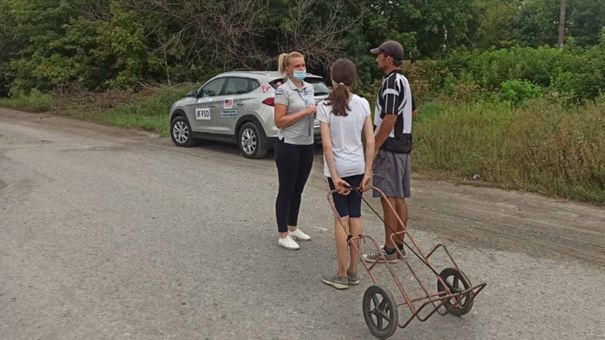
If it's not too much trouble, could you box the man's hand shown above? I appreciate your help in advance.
[374,114,397,151]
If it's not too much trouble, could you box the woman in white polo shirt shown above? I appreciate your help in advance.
[273,51,316,250]
[317,58,375,289]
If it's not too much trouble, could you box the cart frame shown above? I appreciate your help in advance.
[327,186,487,339]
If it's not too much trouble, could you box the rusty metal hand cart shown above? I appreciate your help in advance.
[327,186,487,339]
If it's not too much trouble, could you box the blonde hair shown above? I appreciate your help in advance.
[277,51,304,74]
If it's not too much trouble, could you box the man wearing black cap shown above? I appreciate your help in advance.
[363,40,413,264]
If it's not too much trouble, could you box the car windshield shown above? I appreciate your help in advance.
[306,78,330,95]
[269,77,330,96]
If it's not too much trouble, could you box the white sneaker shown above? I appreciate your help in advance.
[277,235,300,250]
[289,228,311,241]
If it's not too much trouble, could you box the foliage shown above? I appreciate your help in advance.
[0,88,55,111]
[0,0,25,95]
[50,84,190,135]
[514,0,605,47]
[7,0,588,94]
[425,36,605,103]
[471,0,522,49]
[499,80,543,106]
[414,97,605,204]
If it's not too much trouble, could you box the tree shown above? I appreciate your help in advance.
[472,0,523,49]
[266,0,366,69]
[3,0,77,93]
[0,0,26,95]
[357,0,479,58]
[558,0,566,47]
[514,0,560,47]
[514,0,605,48]
[567,0,605,46]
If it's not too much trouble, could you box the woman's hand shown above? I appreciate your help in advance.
[305,104,317,116]
[333,177,351,195]
[360,172,372,192]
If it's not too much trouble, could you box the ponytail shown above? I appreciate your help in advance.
[326,58,357,117]
[327,85,350,117]
[277,53,288,74]
[277,51,304,75]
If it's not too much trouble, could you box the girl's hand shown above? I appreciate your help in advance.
[360,173,372,192]
[334,177,351,195]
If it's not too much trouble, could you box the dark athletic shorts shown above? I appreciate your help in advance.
[328,174,364,218]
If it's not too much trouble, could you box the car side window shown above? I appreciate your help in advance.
[224,77,255,95]
[247,79,260,92]
[199,78,226,98]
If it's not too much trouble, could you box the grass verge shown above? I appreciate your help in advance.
[414,97,605,204]
[0,89,55,112]
[53,84,193,137]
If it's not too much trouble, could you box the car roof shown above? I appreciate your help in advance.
[218,70,323,81]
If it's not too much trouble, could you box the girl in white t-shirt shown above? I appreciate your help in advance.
[317,58,375,290]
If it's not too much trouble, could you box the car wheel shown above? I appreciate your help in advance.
[171,116,196,147]
[238,122,267,159]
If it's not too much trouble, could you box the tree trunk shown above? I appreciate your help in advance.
[558,0,566,48]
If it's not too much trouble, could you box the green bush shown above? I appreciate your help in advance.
[499,80,543,105]
[425,37,605,103]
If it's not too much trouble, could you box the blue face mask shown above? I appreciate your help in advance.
[293,70,306,81]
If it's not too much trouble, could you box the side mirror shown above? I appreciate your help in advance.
[187,90,197,97]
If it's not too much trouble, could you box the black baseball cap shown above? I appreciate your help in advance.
[370,40,404,61]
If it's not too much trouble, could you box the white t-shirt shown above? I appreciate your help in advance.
[316,94,371,178]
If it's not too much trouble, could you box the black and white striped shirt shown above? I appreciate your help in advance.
[374,70,413,138]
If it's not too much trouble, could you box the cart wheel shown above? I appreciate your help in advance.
[362,284,398,339]
[437,267,475,317]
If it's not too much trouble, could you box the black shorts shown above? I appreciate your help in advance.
[327,174,364,218]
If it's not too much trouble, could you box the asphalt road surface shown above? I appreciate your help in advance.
[1,108,604,339]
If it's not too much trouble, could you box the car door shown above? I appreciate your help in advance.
[189,77,226,133]
[216,77,261,135]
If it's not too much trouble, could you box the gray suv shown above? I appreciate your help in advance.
[169,70,329,158]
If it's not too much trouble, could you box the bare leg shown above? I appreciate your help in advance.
[348,217,362,275]
[381,197,408,247]
[381,197,400,248]
[334,216,350,277]
[394,197,408,245]
[396,198,408,231]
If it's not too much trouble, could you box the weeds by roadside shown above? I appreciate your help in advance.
[0,89,55,112]
[54,84,193,137]
[414,97,605,204]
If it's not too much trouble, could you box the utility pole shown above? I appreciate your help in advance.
[558,0,566,48]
